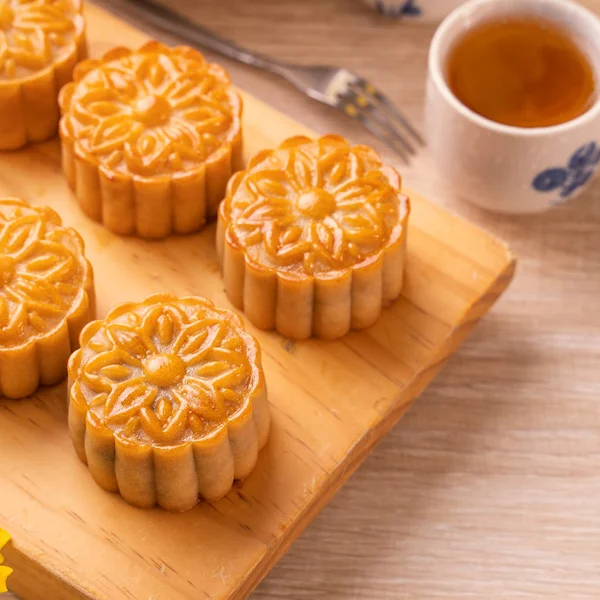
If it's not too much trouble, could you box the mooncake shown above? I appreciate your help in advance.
[0,198,95,398]
[217,135,410,340]
[68,293,270,511]
[59,41,243,239]
[0,0,86,150]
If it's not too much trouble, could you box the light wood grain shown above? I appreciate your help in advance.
[3,0,598,599]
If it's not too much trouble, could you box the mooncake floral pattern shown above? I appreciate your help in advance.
[60,41,237,176]
[225,136,405,275]
[0,0,81,78]
[532,142,600,201]
[78,297,257,444]
[0,199,87,346]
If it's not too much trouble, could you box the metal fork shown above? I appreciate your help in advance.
[117,0,424,161]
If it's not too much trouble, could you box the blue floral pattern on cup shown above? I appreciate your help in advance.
[532,142,600,201]
[373,0,422,17]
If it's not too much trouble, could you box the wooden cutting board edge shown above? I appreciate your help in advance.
[1,3,517,598]
[5,252,515,600]
[231,252,515,600]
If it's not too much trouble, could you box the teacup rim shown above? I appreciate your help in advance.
[428,0,600,137]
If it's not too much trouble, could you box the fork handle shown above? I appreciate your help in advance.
[123,0,286,75]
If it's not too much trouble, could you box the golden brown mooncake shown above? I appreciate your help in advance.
[217,135,411,340]
[68,293,270,511]
[0,198,95,398]
[0,0,86,150]
[59,41,243,239]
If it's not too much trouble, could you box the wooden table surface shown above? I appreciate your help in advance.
[7,0,600,598]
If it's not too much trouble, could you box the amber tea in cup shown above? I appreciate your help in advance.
[446,18,596,128]
[427,0,600,213]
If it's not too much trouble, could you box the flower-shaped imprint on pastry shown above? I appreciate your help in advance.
[59,41,243,239]
[0,198,95,398]
[0,0,86,150]
[68,293,270,511]
[217,135,410,340]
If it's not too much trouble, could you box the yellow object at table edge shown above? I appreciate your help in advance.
[0,528,12,593]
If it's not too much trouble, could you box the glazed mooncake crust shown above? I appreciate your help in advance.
[0,0,86,150]
[68,293,270,511]
[217,135,410,340]
[59,41,243,239]
[0,198,95,398]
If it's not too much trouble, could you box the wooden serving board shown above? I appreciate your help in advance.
[0,4,515,600]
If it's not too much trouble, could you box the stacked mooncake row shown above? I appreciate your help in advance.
[0,196,269,511]
[0,0,410,511]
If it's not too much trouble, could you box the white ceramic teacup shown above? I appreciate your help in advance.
[425,0,600,214]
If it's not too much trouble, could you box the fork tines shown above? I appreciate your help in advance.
[336,75,424,162]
